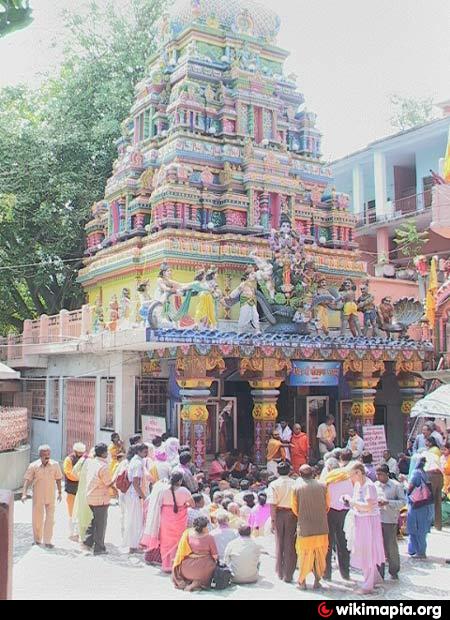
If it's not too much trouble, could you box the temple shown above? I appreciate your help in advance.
[2,0,433,469]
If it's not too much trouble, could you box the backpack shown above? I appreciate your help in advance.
[212,562,232,591]
[115,469,131,494]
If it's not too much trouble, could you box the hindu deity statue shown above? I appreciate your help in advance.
[92,297,105,334]
[119,288,132,329]
[357,281,379,338]
[338,279,362,337]
[226,267,261,334]
[108,295,120,332]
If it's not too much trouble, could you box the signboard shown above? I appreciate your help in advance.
[287,361,341,387]
[363,425,387,465]
[142,415,167,443]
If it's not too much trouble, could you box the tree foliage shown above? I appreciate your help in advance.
[0,0,33,38]
[393,222,429,260]
[0,0,166,333]
[390,94,437,132]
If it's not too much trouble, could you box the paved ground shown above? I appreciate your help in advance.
[12,497,450,600]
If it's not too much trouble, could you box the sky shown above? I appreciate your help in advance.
[0,0,449,160]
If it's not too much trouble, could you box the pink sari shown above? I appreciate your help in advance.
[142,483,192,572]
[209,459,226,482]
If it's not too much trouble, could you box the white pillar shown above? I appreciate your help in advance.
[374,151,387,221]
[352,164,365,216]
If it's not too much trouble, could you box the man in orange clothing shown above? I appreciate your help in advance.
[267,431,286,477]
[63,442,86,541]
[22,445,63,548]
[290,424,310,474]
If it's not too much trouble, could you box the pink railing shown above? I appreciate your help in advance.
[48,315,61,343]
[67,310,83,339]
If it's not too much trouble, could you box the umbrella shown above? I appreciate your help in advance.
[411,384,450,418]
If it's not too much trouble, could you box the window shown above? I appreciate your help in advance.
[23,379,46,420]
[48,378,60,423]
[135,378,168,433]
[100,378,115,431]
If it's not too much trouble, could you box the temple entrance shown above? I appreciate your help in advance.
[175,397,237,456]
[223,380,254,455]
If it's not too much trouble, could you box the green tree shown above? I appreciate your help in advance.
[393,222,429,262]
[0,0,166,332]
[390,94,437,132]
[0,1,33,38]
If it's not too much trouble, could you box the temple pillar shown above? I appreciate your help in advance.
[177,378,213,470]
[345,360,385,427]
[176,352,225,469]
[396,361,425,448]
[240,357,292,465]
[250,379,282,466]
[259,192,270,230]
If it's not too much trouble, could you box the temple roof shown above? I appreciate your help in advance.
[166,0,281,42]
[146,328,433,354]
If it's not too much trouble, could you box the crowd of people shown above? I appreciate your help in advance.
[20,416,450,595]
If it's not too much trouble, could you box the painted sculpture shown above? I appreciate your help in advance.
[357,281,379,338]
[377,297,423,339]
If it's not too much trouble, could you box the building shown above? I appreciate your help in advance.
[1,0,432,467]
[332,112,450,281]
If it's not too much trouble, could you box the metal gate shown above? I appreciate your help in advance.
[64,378,96,453]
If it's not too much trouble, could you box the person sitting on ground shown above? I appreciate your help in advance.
[197,481,211,506]
[236,479,256,504]
[211,510,239,562]
[248,492,271,536]
[251,470,269,492]
[129,434,142,448]
[240,493,256,521]
[224,525,263,585]
[209,452,227,483]
[172,516,219,592]
[362,452,377,482]
[346,428,364,460]
[208,491,224,524]
[187,493,211,530]
[227,502,246,531]
[381,450,399,478]
[340,449,353,470]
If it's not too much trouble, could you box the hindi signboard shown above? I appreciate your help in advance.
[287,361,341,387]
[142,415,167,443]
[363,425,388,465]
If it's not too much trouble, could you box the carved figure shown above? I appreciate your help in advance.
[226,267,261,333]
[357,281,379,337]
[339,279,362,337]
[194,268,222,329]
[92,298,105,334]
[108,295,120,332]
[250,251,275,301]
[119,288,132,329]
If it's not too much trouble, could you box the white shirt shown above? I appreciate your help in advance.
[127,455,144,497]
[317,423,337,454]
[276,425,293,460]
[224,537,262,584]
[381,457,399,477]
[346,435,364,459]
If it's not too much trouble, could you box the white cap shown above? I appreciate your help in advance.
[73,442,87,453]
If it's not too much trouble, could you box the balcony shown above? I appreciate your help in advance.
[356,190,432,229]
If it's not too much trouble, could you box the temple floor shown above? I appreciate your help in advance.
[12,495,450,600]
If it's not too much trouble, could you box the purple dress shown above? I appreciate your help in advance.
[351,479,386,592]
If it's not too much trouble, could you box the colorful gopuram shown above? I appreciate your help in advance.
[12,0,432,469]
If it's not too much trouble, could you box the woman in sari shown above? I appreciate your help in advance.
[407,457,434,559]
[164,437,180,468]
[441,443,450,527]
[344,462,385,595]
[173,516,218,591]
[424,437,444,531]
[72,451,94,543]
[141,472,194,572]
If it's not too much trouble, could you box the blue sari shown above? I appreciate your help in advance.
[407,469,433,558]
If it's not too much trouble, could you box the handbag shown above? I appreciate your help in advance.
[116,469,131,494]
[410,478,433,508]
[212,561,232,590]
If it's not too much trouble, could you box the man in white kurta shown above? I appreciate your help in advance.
[275,421,293,462]
[317,415,337,457]
[123,444,148,553]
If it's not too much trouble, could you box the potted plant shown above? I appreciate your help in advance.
[393,222,429,280]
